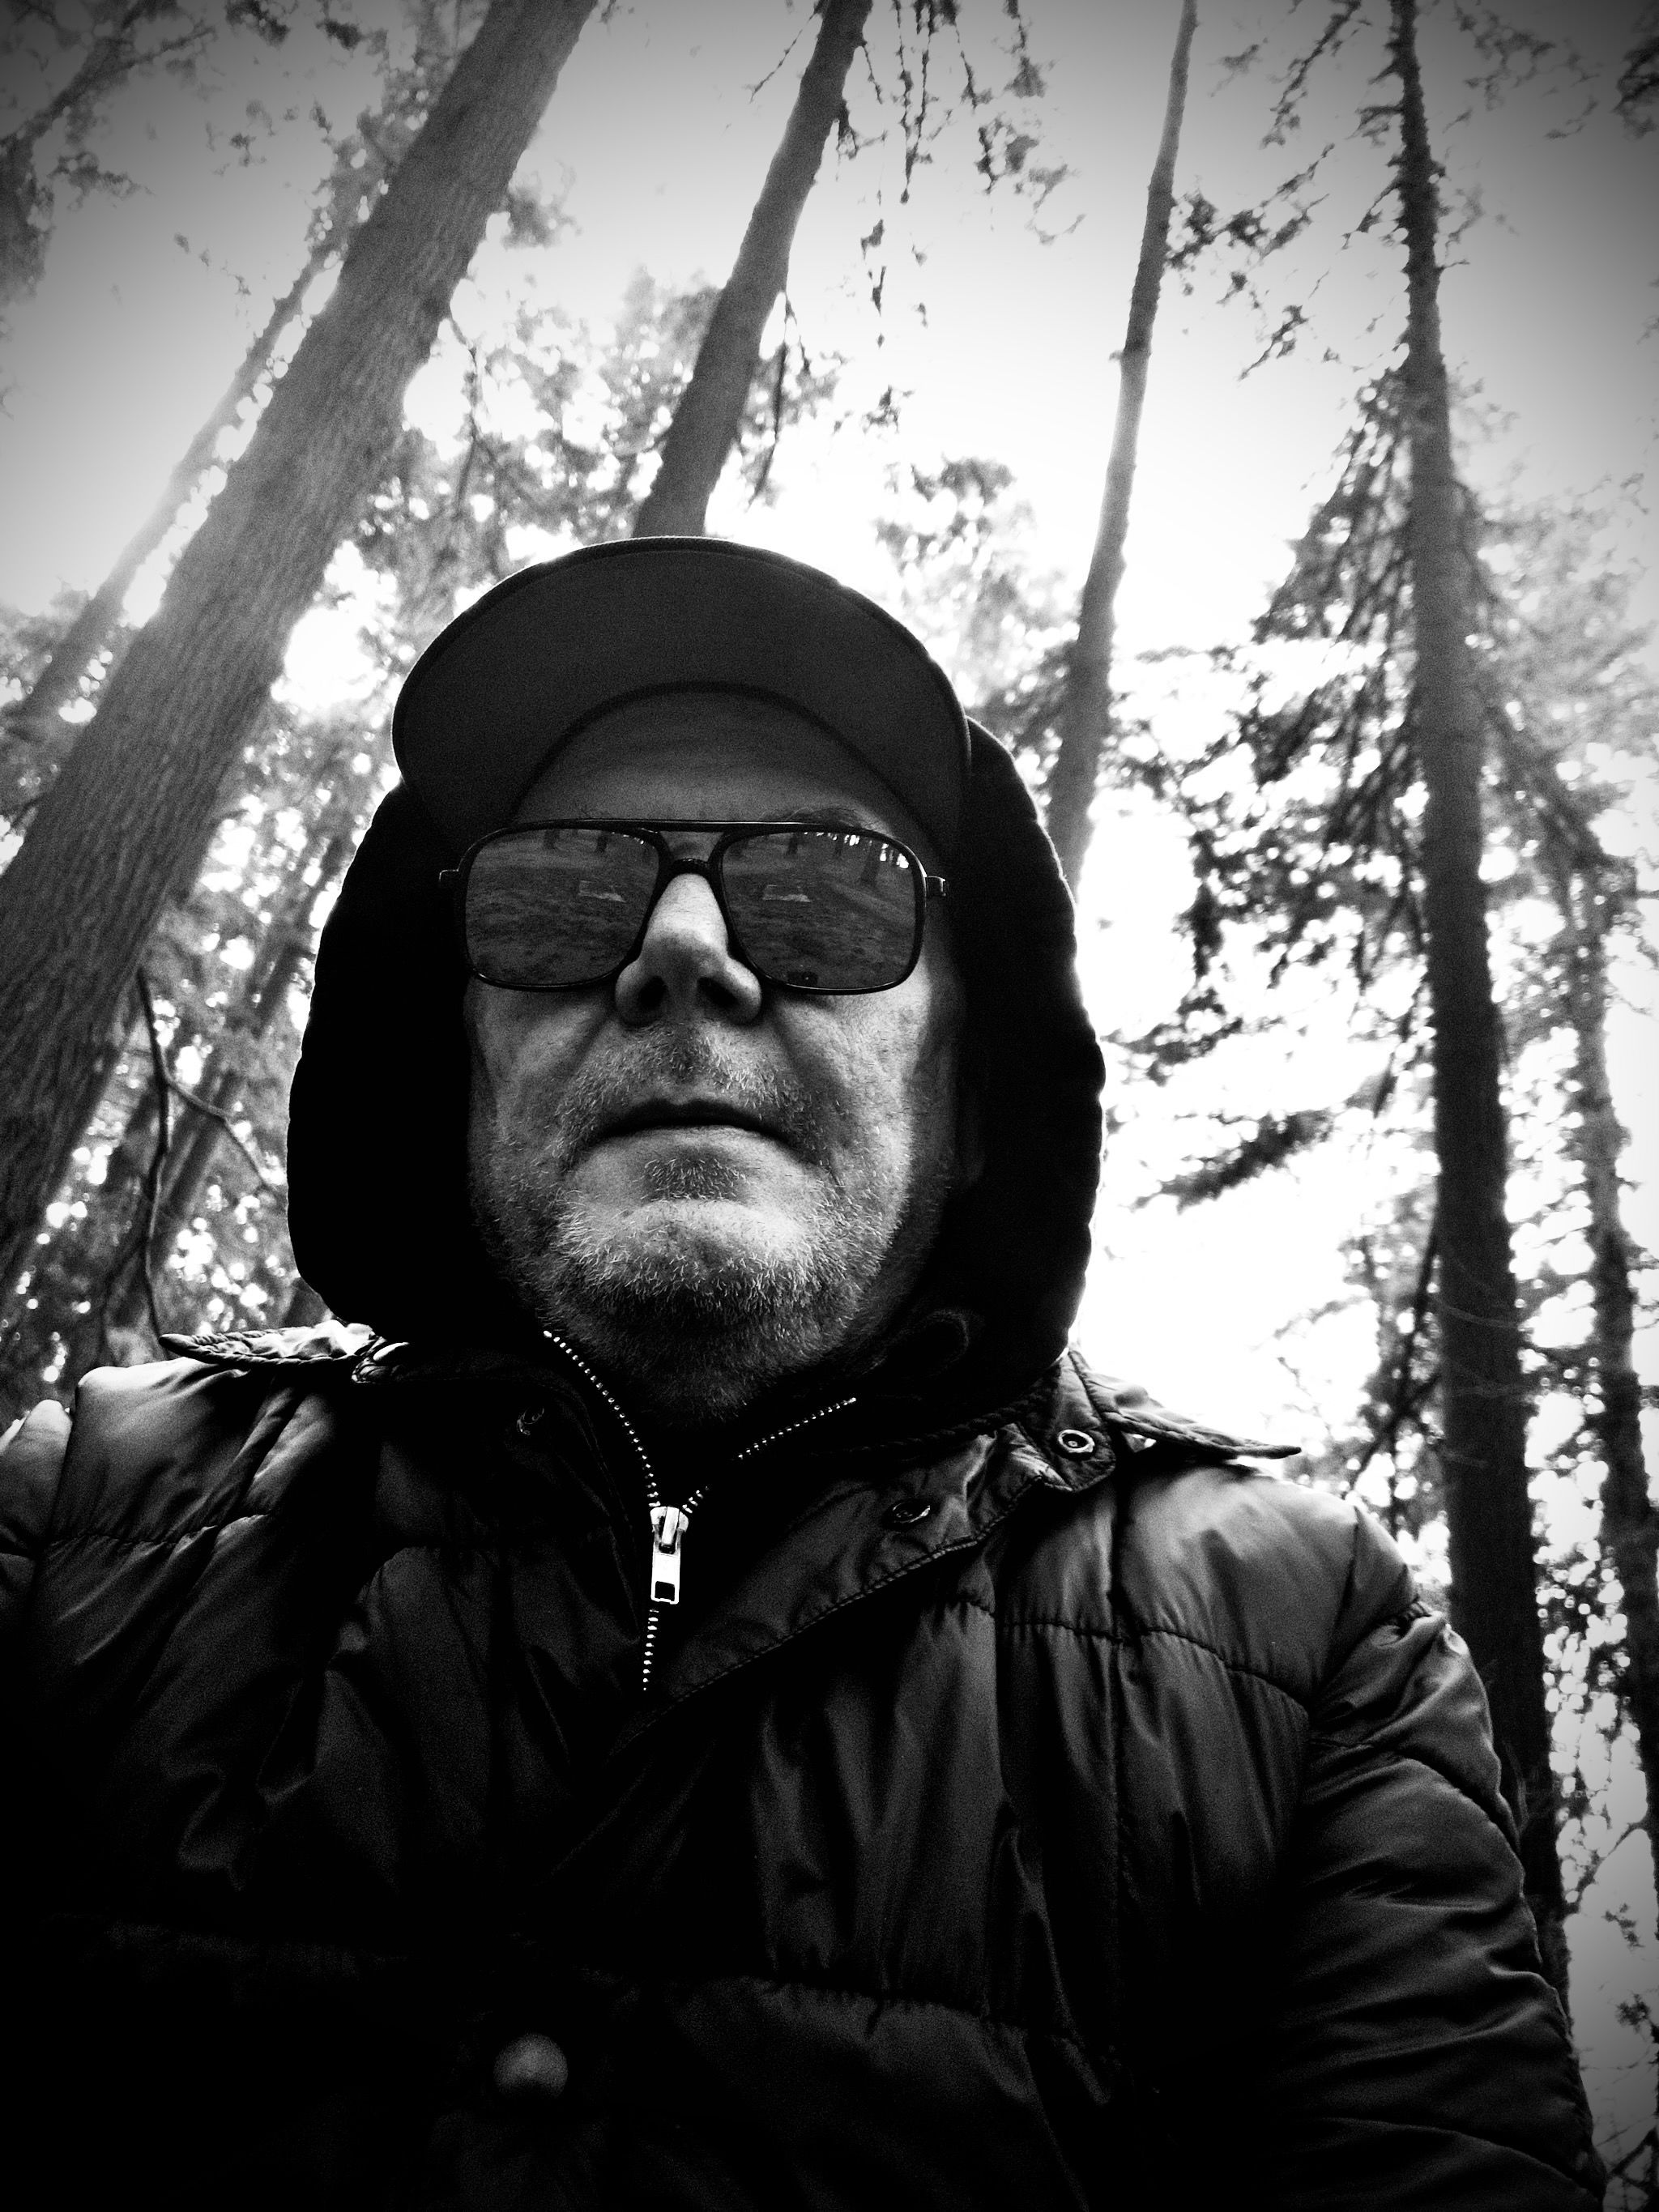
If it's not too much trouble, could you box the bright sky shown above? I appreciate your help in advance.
[3,0,1657,2142]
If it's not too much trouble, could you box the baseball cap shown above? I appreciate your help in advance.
[392,537,971,857]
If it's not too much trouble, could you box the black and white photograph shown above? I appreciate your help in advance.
[0,2,1654,2203]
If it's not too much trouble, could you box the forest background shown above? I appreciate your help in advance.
[1,0,1655,2193]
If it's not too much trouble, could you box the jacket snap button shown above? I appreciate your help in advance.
[1055,1429,1096,1456]
[493,2032,569,2101]
[884,1498,933,1528]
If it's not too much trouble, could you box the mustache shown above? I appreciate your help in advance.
[544,1034,832,1166]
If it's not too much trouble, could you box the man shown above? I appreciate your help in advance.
[1,539,1602,2208]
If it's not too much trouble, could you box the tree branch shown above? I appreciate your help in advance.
[132,968,173,1345]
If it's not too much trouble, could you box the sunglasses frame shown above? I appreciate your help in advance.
[440,818,949,995]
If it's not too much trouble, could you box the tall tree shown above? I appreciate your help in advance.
[0,0,597,1307]
[1552,864,1659,1929]
[1392,0,1567,1990]
[0,9,480,798]
[1,269,832,1417]
[0,242,326,796]
[632,0,871,537]
[1488,515,1659,1939]
[1043,0,1196,891]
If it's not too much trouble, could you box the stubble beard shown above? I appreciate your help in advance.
[469,1037,955,1426]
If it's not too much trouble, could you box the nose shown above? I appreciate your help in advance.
[613,869,763,1027]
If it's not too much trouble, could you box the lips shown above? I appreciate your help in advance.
[599,1097,779,1143]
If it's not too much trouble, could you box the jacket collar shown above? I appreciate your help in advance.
[159,1325,1287,1742]
[622,1413,1110,1748]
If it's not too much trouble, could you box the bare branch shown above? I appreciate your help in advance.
[132,969,173,1347]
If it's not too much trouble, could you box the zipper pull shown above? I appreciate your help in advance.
[649,1503,691,1605]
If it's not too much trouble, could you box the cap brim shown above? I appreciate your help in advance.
[392,538,970,856]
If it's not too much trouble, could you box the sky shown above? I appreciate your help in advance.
[3,0,1657,2136]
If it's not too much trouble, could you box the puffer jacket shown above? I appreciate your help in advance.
[1,710,1601,2208]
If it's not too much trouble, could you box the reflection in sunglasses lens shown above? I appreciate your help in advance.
[465,825,919,991]
[467,827,658,987]
[723,831,916,991]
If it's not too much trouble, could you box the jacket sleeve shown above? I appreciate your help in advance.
[1258,1511,1604,2210]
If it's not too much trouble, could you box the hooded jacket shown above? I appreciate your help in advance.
[0,722,1601,2210]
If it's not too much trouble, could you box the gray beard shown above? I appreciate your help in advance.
[469,1036,954,1426]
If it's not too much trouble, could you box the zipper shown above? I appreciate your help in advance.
[543,1332,853,1693]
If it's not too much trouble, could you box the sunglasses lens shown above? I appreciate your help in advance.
[722,829,921,990]
[464,826,659,987]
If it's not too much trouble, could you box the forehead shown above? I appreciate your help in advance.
[512,691,934,858]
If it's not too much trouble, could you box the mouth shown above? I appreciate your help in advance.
[598,1097,782,1144]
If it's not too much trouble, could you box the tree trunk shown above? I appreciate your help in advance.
[0,991,147,1421]
[0,0,595,1306]
[1556,867,1659,1928]
[0,242,327,801]
[1392,0,1567,1997]
[61,1072,164,1379]
[1043,0,1197,893]
[632,0,870,538]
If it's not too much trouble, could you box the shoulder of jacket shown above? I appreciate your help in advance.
[1037,1352,1413,1696]
[1012,1348,1298,1473]
[159,1319,377,1371]
[37,1328,377,1552]
[1123,1460,1412,1701]
[1,1397,75,1571]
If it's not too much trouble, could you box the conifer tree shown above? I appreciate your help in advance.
[0,0,597,1306]
[0,15,476,798]
[1043,0,1196,890]
[0,272,832,1417]
[633,0,871,538]
[1389,0,1567,1987]
[0,245,325,799]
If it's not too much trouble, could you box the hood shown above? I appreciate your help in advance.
[286,722,1104,1416]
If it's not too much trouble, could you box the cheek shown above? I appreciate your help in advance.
[795,989,961,1174]
[463,987,591,1139]
[464,998,505,1134]
[464,987,530,1140]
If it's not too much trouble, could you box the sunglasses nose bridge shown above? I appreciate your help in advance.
[616,847,763,1023]
[642,848,736,940]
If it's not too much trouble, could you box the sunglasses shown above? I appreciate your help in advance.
[442,820,949,995]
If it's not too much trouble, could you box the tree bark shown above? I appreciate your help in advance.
[0,0,595,1305]
[1,242,326,799]
[1555,867,1659,1928]
[1043,0,1197,893]
[1392,0,1567,1996]
[632,0,870,538]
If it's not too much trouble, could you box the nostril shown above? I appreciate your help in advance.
[493,2032,569,2101]
[615,886,763,1022]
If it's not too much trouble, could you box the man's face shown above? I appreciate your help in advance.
[464,690,967,1424]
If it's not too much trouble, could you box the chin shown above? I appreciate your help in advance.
[534,1189,864,1367]
[591,1197,808,1285]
